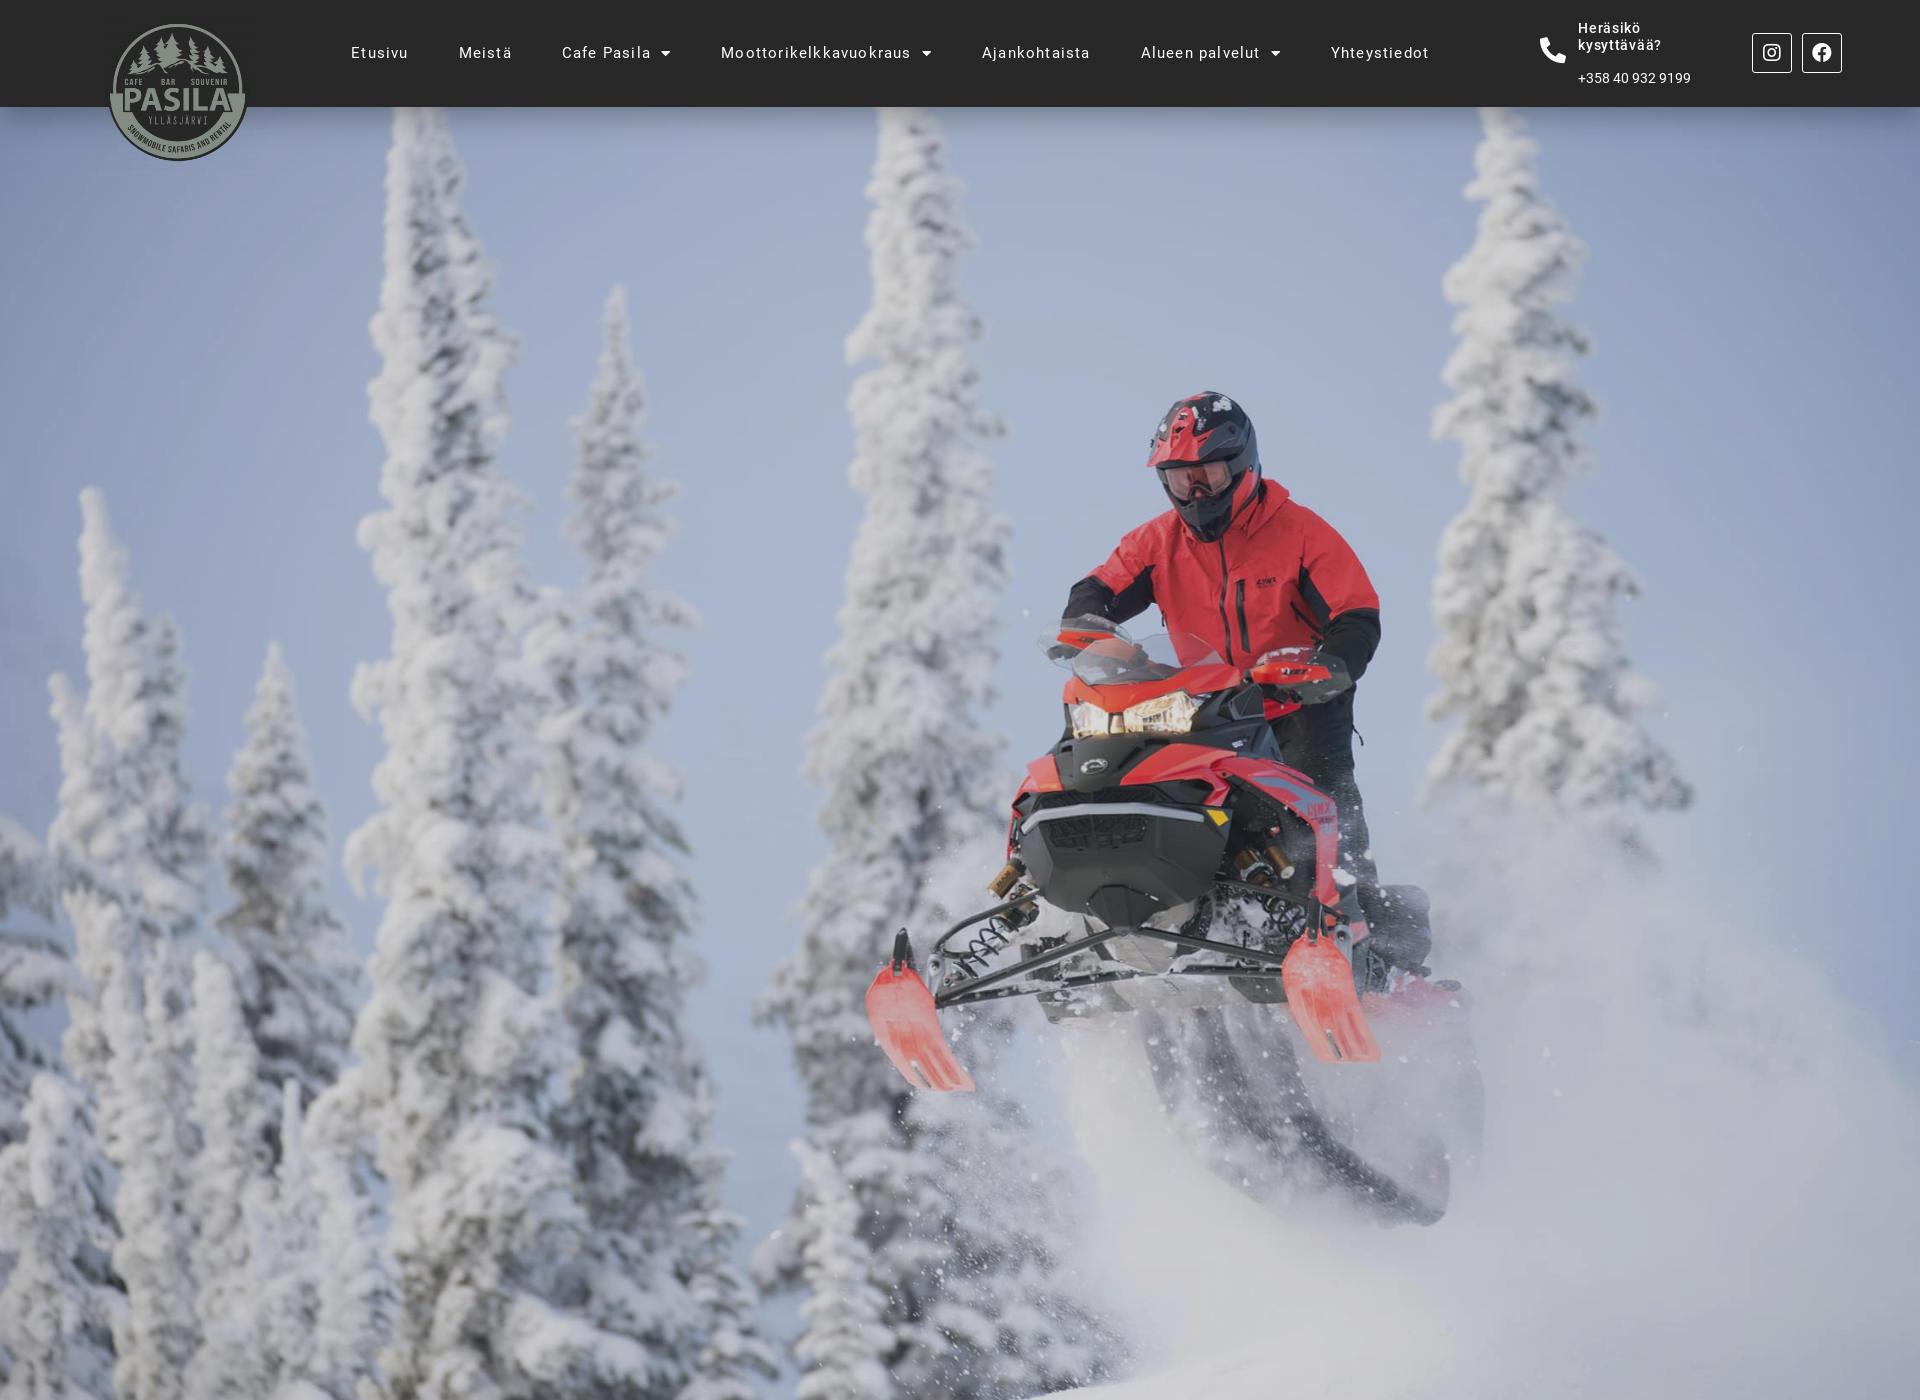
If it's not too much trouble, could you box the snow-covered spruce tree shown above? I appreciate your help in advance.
[45,677,123,1107]
[129,614,208,1220]
[45,490,209,1400]
[48,489,209,1098]
[789,1143,890,1400]
[97,941,197,1400]
[1427,107,1690,843]
[218,1079,375,1400]
[255,1082,325,1399]
[0,818,79,1154]
[347,106,631,1398]
[47,494,206,1150]
[182,950,274,1400]
[756,107,1115,1399]
[217,642,362,1157]
[301,1083,395,1400]
[531,285,773,1400]
[0,1073,124,1400]
[0,834,95,1392]
[677,1073,778,1400]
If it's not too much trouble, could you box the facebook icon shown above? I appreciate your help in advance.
[1802,33,1843,74]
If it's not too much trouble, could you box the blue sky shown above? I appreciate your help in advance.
[2,105,1915,1258]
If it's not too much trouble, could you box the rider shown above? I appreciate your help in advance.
[1059,391,1429,977]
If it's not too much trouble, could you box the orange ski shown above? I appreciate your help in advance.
[1282,931,1381,1063]
[866,934,975,1092]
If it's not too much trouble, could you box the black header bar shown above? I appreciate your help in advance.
[23,13,1918,106]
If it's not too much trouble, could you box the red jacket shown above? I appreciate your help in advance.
[1066,477,1381,674]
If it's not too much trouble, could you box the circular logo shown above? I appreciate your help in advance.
[110,25,245,160]
[1079,758,1110,775]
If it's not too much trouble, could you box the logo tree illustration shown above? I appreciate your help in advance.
[153,34,182,69]
[203,49,226,75]
[128,47,155,75]
[187,37,202,71]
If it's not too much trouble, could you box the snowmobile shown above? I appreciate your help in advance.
[865,625,1482,1225]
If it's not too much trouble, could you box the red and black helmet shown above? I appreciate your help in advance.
[1147,391,1261,541]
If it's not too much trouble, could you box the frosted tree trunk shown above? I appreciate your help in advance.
[757,106,1117,1399]
[1427,107,1691,845]
[531,285,770,1399]
[345,105,622,1399]
[216,643,362,1161]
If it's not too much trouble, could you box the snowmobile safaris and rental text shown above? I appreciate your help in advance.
[866,625,1484,1225]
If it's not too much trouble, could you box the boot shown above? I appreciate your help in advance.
[1357,883,1433,991]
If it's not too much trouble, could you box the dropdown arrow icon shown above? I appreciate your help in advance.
[1270,49,1280,55]
[922,50,932,56]
[661,50,670,55]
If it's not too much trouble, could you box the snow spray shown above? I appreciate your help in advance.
[1045,811,1920,1399]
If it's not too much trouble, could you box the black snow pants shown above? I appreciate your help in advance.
[1271,690,1378,896]
[1272,691,1431,977]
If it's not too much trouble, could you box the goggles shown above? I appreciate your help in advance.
[1157,460,1234,501]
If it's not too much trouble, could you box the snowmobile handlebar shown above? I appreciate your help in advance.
[1046,627,1347,705]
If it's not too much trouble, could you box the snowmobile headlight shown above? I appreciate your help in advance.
[1070,691,1198,738]
[1069,701,1116,739]
[1120,690,1198,734]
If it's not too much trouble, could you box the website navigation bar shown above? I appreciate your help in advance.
[21,14,1915,105]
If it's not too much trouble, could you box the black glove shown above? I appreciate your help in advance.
[1048,616,1116,660]
[1285,651,1352,705]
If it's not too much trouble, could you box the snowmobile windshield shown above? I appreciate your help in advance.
[1043,629,1221,686]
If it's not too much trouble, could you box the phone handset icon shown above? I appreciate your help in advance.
[1539,37,1567,63]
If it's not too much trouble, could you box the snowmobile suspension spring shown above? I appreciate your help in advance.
[949,917,1017,975]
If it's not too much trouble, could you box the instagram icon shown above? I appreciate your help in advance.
[1753,32,1793,72]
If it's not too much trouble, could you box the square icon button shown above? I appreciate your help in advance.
[1752,32,1793,72]
[1802,33,1842,73]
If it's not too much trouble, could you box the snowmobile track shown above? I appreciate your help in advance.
[1145,1009,1446,1227]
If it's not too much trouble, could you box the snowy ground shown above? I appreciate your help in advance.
[1043,819,1920,1400]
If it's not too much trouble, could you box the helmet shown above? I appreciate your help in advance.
[1147,391,1260,541]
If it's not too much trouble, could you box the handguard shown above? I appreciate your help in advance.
[1056,625,1117,652]
[1249,649,1351,705]
[1248,648,1327,687]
